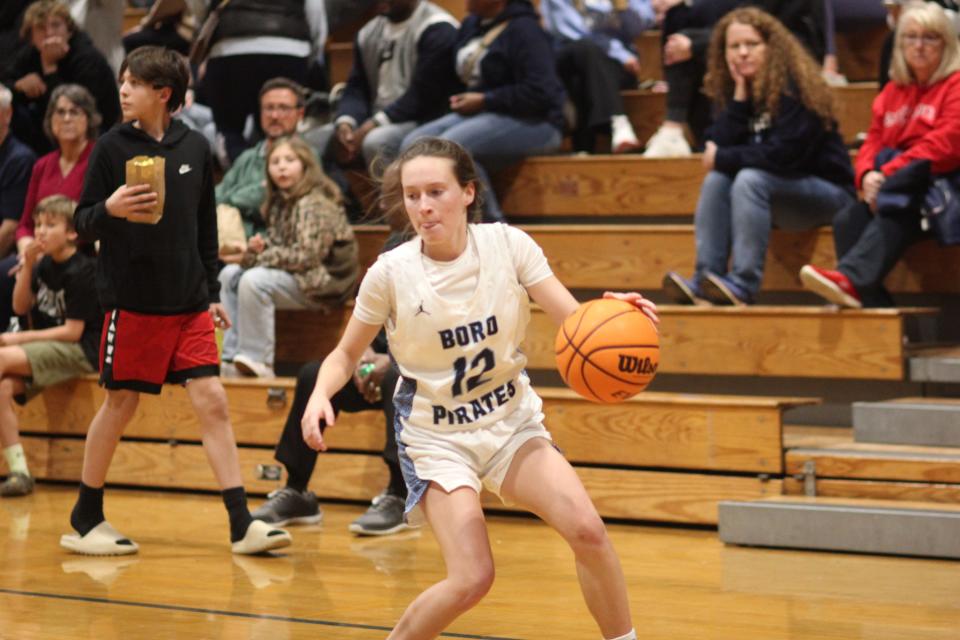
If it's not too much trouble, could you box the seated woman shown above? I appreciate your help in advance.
[663,7,854,306]
[801,2,960,308]
[2,0,118,153]
[218,136,358,378]
[540,0,656,153]
[644,0,828,157]
[401,0,566,222]
[0,83,99,331]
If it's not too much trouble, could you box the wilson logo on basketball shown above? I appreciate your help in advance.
[618,355,658,375]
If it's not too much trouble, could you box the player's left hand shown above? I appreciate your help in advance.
[209,303,231,329]
[603,291,660,325]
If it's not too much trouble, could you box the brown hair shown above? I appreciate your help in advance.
[33,194,77,231]
[259,77,306,108]
[704,7,836,125]
[43,83,101,144]
[119,46,190,112]
[264,136,342,211]
[376,137,483,228]
[20,0,75,41]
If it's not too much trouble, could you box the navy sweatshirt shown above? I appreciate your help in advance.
[458,0,566,133]
[708,92,854,192]
[74,120,220,315]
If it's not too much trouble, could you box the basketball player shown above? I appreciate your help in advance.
[61,47,291,556]
[301,137,658,639]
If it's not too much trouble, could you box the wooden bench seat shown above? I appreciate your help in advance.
[16,378,803,524]
[355,224,960,295]
[781,425,960,504]
[18,378,813,474]
[276,304,934,380]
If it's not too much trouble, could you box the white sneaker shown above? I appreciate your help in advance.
[642,125,692,158]
[611,114,642,154]
[232,354,275,379]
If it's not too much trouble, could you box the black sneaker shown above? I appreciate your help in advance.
[348,492,415,536]
[251,488,322,526]
[0,472,34,497]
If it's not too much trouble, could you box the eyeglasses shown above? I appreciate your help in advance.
[901,33,943,47]
[53,107,84,119]
[262,104,298,115]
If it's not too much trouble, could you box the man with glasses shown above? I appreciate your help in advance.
[215,77,308,242]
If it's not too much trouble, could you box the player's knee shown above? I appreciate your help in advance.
[105,390,139,419]
[566,510,609,554]
[451,564,495,609]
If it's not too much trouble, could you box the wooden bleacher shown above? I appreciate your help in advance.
[354,224,960,294]
[17,377,807,524]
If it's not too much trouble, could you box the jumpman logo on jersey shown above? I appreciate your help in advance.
[415,300,430,316]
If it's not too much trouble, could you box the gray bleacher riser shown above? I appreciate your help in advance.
[910,356,960,383]
[853,401,960,447]
[718,501,960,559]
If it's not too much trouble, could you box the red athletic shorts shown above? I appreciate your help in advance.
[100,309,220,394]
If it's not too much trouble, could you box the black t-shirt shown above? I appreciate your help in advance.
[30,252,103,368]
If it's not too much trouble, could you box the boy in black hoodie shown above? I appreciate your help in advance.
[61,46,291,556]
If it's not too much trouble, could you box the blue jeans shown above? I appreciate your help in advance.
[402,112,563,221]
[694,169,855,299]
[218,264,323,367]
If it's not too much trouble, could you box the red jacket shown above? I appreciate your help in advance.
[855,70,960,189]
[16,141,93,242]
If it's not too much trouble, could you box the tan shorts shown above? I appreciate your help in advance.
[19,340,95,404]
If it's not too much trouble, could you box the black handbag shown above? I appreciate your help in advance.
[922,175,960,246]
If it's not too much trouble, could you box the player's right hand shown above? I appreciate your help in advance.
[301,394,335,452]
[106,183,158,219]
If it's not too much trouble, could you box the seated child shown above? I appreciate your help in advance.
[0,195,101,497]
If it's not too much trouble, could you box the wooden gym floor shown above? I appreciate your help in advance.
[0,486,958,639]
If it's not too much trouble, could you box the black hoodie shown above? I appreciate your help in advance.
[74,120,220,315]
[457,0,566,132]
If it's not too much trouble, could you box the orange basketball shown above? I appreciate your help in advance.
[554,299,659,403]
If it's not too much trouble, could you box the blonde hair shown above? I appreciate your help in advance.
[264,136,342,214]
[704,7,836,125]
[890,2,960,86]
[20,0,75,40]
[34,194,77,230]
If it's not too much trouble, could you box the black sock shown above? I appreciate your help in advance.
[222,486,254,543]
[386,462,407,499]
[70,482,105,536]
[285,467,309,494]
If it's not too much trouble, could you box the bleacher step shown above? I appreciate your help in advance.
[909,347,960,383]
[719,496,960,559]
[854,398,960,447]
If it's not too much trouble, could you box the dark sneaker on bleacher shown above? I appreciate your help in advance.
[348,492,415,536]
[701,273,751,306]
[0,472,34,497]
[251,488,322,526]
[799,265,862,309]
[662,272,709,305]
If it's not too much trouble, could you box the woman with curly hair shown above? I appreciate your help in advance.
[662,6,855,305]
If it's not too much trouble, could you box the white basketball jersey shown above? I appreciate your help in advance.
[376,224,542,431]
